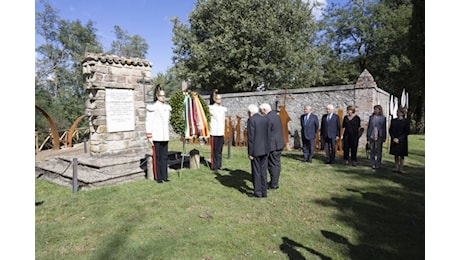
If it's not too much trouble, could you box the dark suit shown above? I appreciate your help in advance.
[300,113,319,162]
[247,113,271,197]
[320,113,340,163]
[366,115,387,168]
[266,110,285,188]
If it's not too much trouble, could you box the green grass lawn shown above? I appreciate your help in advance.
[35,135,425,259]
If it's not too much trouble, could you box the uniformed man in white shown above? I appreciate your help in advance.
[209,89,227,172]
[146,84,172,183]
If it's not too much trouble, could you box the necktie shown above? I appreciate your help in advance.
[328,114,331,121]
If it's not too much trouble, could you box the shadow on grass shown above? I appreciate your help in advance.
[213,169,253,196]
[321,230,396,259]
[282,150,337,164]
[281,151,304,162]
[279,236,332,260]
[313,162,425,259]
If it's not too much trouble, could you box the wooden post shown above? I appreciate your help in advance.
[275,87,294,151]
[190,149,200,169]
[146,154,154,180]
[72,158,79,194]
[278,104,291,151]
[336,108,344,155]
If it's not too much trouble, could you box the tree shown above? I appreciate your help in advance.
[35,0,102,132]
[109,25,149,58]
[406,0,424,133]
[36,1,150,138]
[171,0,323,93]
[321,0,423,133]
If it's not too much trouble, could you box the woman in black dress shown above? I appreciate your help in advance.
[342,105,361,166]
[389,108,410,173]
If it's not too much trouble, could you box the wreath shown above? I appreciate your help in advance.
[169,91,210,137]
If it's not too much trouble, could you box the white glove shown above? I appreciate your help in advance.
[146,133,153,144]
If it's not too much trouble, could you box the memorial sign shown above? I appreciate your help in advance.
[106,88,135,132]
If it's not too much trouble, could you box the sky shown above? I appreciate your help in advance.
[35,0,332,76]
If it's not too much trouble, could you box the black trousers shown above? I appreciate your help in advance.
[302,138,315,162]
[152,141,169,181]
[324,137,337,163]
[251,154,268,197]
[210,135,224,170]
[268,149,282,188]
[343,134,358,161]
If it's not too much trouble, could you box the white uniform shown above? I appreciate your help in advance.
[145,101,172,142]
[209,104,227,136]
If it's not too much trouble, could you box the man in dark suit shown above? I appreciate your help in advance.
[259,103,285,189]
[300,105,319,163]
[247,104,271,198]
[320,104,341,164]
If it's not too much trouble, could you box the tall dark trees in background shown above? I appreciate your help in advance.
[320,0,423,133]
[35,0,425,136]
[171,0,323,92]
[407,0,424,133]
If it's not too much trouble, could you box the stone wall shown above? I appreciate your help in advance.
[196,69,391,150]
[82,53,152,157]
[81,52,390,155]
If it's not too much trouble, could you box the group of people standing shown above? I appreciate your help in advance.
[145,85,410,192]
[300,103,410,173]
[203,94,287,199]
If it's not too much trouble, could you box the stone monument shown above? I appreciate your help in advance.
[82,52,152,157]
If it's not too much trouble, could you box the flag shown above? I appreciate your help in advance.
[183,92,209,138]
[192,92,209,138]
[184,93,197,138]
[401,89,406,108]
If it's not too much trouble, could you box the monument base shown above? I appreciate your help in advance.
[35,150,188,190]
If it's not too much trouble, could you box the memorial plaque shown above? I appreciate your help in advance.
[106,89,135,132]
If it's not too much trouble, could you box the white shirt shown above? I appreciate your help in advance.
[209,104,227,136]
[145,101,172,141]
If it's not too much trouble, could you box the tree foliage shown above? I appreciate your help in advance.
[35,0,102,132]
[171,0,324,92]
[35,0,424,137]
[109,25,149,58]
[320,0,423,133]
[35,0,150,139]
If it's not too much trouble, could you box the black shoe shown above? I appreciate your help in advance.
[163,179,170,182]
[157,180,163,183]
[248,193,264,198]
[270,186,279,190]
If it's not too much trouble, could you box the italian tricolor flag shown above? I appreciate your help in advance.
[184,92,209,139]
